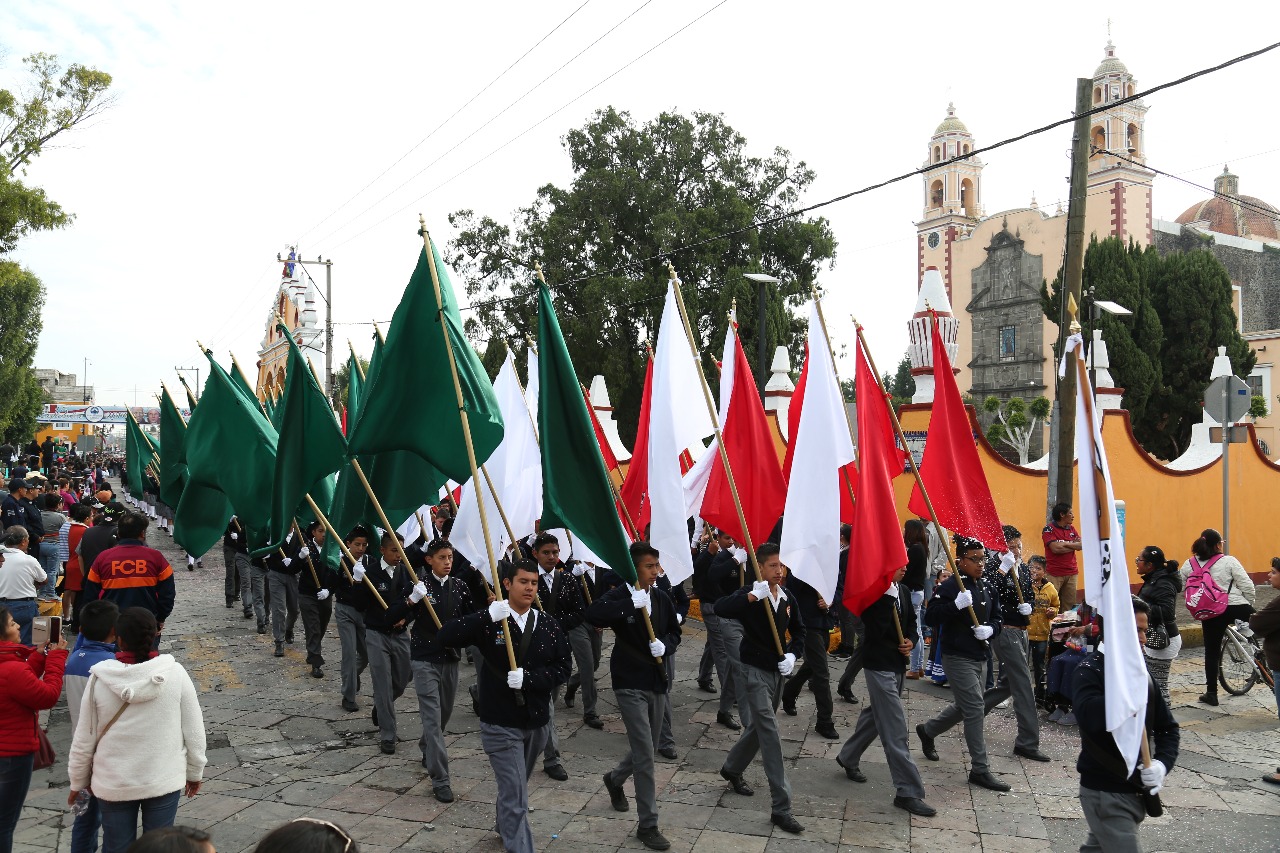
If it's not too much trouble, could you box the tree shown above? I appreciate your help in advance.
[983,394,1051,465]
[447,107,836,446]
[331,354,369,411]
[1248,395,1268,421]
[0,261,44,442]
[884,352,915,410]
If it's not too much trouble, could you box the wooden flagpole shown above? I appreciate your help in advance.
[291,519,323,591]
[303,493,386,609]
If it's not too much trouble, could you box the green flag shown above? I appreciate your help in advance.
[347,237,503,483]
[230,355,258,402]
[268,323,347,551]
[176,350,279,556]
[157,387,188,508]
[344,351,363,428]
[124,411,160,496]
[537,281,634,582]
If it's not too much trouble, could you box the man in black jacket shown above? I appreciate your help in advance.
[715,542,806,834]
[705,534,748,729]
[780,570,838,739]
[564,554,622,726]
[361,531,415,754]
[915,537,1010,792]
[294,521,331,678]
[529,533,586,780]
[265,529,303,658]
[331,526,373,713]
[692,528,724,692]
[590,542,680,851]
[438,560,572,853]
[76,501,120,573]
[834,566,936,817]
[654,569,689,760]
[1073,596,1178,853]
[222,518,250,615]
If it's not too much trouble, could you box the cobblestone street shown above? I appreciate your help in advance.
[17,523,1280,852]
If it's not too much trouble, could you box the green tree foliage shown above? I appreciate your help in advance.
[983,395,1051,465]
[446,107,836,446]
[884,352,915,410]
[1248,395,1268,421]
[331,354,369,412]
[0,261,44,442]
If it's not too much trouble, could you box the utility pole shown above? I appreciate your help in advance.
[1049,78,1093,518]
[174,365,201,399]
[278,252,335,403]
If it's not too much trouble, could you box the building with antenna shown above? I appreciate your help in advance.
[254,248,325,401]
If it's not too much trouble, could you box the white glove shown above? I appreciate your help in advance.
[630,589,650,612]
[1017,603,1033,616]
[409,581,429,604]
[648,639,665,657]
[572,563,586,577]
[282,557,293,567]
[676,613,684,624]
[778,652,796,676]
[751,580,771,600]
[954,589,974,610]
[316,589,330,601]
[298,547,311,559]
[352,564,367,582]
[488,600,511,623]
[1139,759,1167,794]
[972,624,994,641]
[230,532,238,541]
[507,668,524,690]
[999,552,1017,575]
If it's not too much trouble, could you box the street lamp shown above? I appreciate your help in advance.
[743,273,780,398]
[1083,287,1132,398]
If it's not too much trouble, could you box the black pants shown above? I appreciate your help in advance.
[1201,603,1255,695]
[782,622,834,724]
[838,612,866,693]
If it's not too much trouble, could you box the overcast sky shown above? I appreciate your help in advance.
[3,1,1278,413]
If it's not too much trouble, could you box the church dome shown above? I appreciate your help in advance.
[1095,40,1128,76]
[1175,167,1280,241]
[934,103,968,135]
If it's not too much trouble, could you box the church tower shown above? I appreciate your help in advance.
[917,104,984,299]
[1086,39,1154,244]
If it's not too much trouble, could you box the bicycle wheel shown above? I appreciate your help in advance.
[1218,632,1256,695]
[1257,649,1276,690]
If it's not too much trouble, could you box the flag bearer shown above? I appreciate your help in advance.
[331,526,373,713]
[295,521,331,679]
[363,531,415,754]
[529,532,585,780]
[265,532,302,658]
[564,555,621,727]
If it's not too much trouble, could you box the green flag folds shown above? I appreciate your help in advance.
[157,387,188,508]
[124,410,160,497]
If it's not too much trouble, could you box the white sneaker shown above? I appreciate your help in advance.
[996,699,1011,710]
[1047,708,1064,723]
[1058,711,1077,726]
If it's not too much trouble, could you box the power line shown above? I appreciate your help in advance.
[1098,146,1280,222]
[296,0,596,242]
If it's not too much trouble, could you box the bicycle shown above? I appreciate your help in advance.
[1219,619,1275,696]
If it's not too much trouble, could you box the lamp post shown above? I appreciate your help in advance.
[743,273,780,398]
[1082,287,1132,401]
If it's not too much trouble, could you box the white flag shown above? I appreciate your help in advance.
[648,281,716,585]
[780,303,857,602]
[1071,334,1147,775]
[525,348,539,426]
[683,316,737,522]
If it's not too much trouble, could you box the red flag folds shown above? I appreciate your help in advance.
[618,355,654,535]
[843,335,910,617]
[907,312,1004,551]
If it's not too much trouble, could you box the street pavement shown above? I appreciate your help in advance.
[18,518,1280,852]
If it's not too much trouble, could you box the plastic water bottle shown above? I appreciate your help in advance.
[71,790,91,818]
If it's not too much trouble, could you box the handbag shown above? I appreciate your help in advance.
[33,716,55,770]
[1145,623,1170,651]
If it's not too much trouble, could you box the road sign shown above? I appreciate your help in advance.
[1204,375,1251,424]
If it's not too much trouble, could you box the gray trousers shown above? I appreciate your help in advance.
[223,547,241,603]
[543,691,563,768]
[298,594,332,667]
[837,669,927,799]
[610,689,663,830]
[233,553,253,616]
[412,659,458,789]
[838,612,866,692]
[366,630,411,741]
[722,665,792,818]
[697,643,714,683]
[268,571,299,645]
[659,653,677,751]
[921,655,990,774]
[782,621,834,724]
[702,610,738,714]
[482,722,548,853]
[984,628,1040,751]
[335,602,368,705]
[249,564,270,627]
[564,624,600,716]
[1079,785,1146,853]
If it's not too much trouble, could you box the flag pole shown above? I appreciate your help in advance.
[291,519,323,591]
[303,493,387,609]
[667,262,783,657]
[177,375,199,407]
[853,320,981,631]
[581,381,641,540]
[420,218,517,674]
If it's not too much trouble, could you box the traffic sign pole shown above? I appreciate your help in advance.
[1206,374,1250,552]
[1222,378,1230,552]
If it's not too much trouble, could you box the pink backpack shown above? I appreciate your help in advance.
[1184,555,1233,621]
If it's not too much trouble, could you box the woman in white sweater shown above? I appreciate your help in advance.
[1180,528,1256,706]
[67,607,206,853]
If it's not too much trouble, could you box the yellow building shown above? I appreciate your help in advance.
[254,250,325,401]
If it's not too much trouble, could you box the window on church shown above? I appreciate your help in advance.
[1091,126,1106,157]
[1126,123,1139,154]
[961,179,976,217]
[930,180,943,209]
[999,326,1016,361]
[932,145,940,163]
[1093,86,1102,105]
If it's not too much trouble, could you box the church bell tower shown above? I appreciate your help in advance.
[917,103,984,299]
[1086,38,1153,243]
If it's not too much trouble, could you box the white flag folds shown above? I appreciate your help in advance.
[779,302,857,603]
[1070,334,1147,775]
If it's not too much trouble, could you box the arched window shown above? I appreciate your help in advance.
[962,143,970,155]
[1093,86,1102,105]
[961,178,977,217]
[1126,123,1139,153]
[1126,83,1134,97]
[930,180,944,209]
[1091,126,1106,156]
[932,145,940,163]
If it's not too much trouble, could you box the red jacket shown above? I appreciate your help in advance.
[0,641,68,756]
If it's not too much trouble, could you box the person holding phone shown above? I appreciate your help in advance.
[0,603,69,853]
[0,527,47,644]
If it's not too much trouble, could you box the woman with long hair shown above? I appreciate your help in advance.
[902,520,929,678]
[67,608,206,853]
[1135,546,1182,706]
[1180,529,1256,706]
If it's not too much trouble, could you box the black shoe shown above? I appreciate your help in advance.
[285,630,294,644]
[837,688,859,704]
[696,680,718,694]
[770,813,803,834]
[583,714,604,730]
[225,600,234,609]
[603,772,629,812]
[243,611,253,619]
[310,666,324,679]
[342,700,359,712]
[916,724,938,761]
[636,826,671,850]
[565,681,578,707]
[1014,746,1051,762]
[781,698,797,716]
[968,770,1011,792]
[434,785,454,803]
[257,623,267,634]
[469,685,479,716]
[372,706,379,728]
[716,711,741,731]
[719,768,753,796]
[657,747,678,760]
[816,722,840,740]
[835,757,865,783]
[380,740,396,755]
[893,796,937,817]
[544,764,568,781]
[1199,692,1219,707]
[273,643,284,658]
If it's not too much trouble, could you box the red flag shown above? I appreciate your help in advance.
[700,332,785,548]
[785,341,856,524]
[843,335,909,616]
[582,384,620,472]
[341,405,348,436]
[618,355,654,535]
[907,312,1004,551]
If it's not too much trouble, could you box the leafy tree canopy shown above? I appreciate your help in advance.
[0,261,44,442]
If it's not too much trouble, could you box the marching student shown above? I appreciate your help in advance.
[654,567,689,760]
[265,532,303,659]
[704,531,747,730]
[408,539,476,803]
[588,542,681,851]
[330,526,373,713]
[361,531,415,755]
[222,518,250,615]
[691,528,720,693]
[715,542,806,834]
[438,560,572,853]
[529,533,586,781]
[780,567,838,739]
[564,556,621,728]
[834,564,937,817]
[294,522,331,679]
